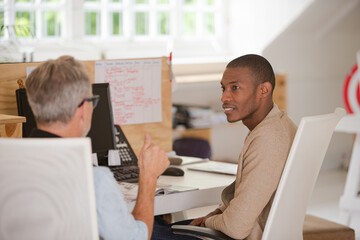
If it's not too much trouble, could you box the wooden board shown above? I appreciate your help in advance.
[0,57,172,155]
[174,127,211,142]
[274,74,287,110]
[0,114,26,138]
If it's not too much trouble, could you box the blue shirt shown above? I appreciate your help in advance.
[93,167,148,240]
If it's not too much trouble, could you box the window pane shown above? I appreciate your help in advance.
[183,12,195,35]
[157,12,169,35]
[136,0,148,4]
[203,12,214,35]
[16,11,35,37]
[16,0,33,2]
[85,12,99,36]
[157,0,169,4]
[135,12,148,35]
[44,11,61,36]
[184,0,196,5]
[205,0,214,5]
[0,11,4,37]
[112,12,123,35]
[110,0,122,2]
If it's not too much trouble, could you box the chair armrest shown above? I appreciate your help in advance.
[171,225,234,240]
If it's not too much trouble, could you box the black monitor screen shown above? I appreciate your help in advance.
[16,88,36,137]
[16,83,116,155]
[88,83,116,153]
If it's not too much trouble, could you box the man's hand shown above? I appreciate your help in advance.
[138,134,169,180]
[189,217,207,227]
[189,208,222,227]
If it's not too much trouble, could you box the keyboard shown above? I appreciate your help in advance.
[109,165,139,183]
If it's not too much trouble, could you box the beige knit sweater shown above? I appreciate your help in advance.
[205,104,297,240]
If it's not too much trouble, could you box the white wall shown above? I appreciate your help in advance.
[210,122,248,163]
[173,0,360,170]
[263,0,360,170]
[227,0,313,56]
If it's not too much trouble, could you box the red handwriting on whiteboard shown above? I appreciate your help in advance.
[102,65,161,125]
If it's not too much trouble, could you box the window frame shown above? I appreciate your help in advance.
[0,0,65,40]
[1,0,228,60]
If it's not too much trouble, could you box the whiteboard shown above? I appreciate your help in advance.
[95,58,162,125]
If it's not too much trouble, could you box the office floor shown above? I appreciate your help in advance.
[177,168,360,239]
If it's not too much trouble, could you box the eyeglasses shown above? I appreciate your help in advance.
[78,95,100,109]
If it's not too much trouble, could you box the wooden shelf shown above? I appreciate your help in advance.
[0,114,26,138]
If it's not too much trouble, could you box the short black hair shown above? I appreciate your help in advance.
[227,54,275,93]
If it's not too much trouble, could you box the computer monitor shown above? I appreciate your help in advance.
[16,83,117,161]
[16,88,37,137]
[88,83,117,159]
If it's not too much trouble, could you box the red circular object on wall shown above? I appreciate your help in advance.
[343,64,360,113]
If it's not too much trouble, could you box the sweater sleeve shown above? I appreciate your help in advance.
[205,130,291,239]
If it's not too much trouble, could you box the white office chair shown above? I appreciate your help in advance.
[172,108,346,240]
[0,138,98,240]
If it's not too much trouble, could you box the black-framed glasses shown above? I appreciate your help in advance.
[78,95,100,109]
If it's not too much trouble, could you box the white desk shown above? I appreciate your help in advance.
[335,114,360,225]
[127,164,236,215]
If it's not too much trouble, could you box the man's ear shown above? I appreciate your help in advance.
[259,82,272,98]
[75,102,86,124]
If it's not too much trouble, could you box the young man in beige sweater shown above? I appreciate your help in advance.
[188,54,297,240]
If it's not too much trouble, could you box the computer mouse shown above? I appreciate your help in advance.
[162,167,184,177]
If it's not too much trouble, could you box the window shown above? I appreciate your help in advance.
[111,12,123,35]
[0,0,225,59]
[83,0,220,40]
[203,12,214,35]
[135,12,148,35]
[0,8,4,38]
[157,11,169,35]
[107,0,124,37]
[181,0,216,38]
[43,10,61,37]
[85,11,100,36]
[15,11,36,37]
[1,0,63,40]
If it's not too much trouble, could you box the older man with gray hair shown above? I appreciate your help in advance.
[26,55,169,240]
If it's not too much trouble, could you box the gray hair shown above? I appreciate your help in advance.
[25,56,91,125]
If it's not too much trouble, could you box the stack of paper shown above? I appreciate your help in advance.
[118,182,198,203]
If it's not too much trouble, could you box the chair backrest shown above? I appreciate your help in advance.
[173,137,212,159]
[0,138,98,240]
[262,108,346,240]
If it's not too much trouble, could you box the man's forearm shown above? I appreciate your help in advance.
[132,176,157,239]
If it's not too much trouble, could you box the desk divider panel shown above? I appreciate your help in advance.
[0,57,172,155]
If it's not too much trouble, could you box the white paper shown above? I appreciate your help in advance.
[91,153,98,166]
[118,182,197,203]
[95,59,162,125]
[187,161,238,175]
[108,149,121,166]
